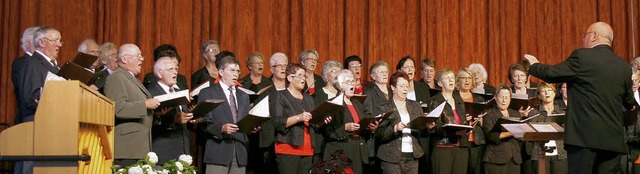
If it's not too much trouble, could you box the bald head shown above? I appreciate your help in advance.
[117,44,143,75]
[583,22,614,48]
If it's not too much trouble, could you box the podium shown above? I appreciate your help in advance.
[0,81,115,174]
[501,122,564,174]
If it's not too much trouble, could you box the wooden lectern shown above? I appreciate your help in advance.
[0,81,115,174]
[502,122,564,174]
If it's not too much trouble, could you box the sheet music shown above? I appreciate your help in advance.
[329,93,344,105]
[249,96,270,117]
[46,71,66,82]
[426,101,446,117]
[511,93,529,99]
[155,90,189,102]
[190,81,210,97]
[531,124,558,132]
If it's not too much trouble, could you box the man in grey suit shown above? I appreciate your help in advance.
[198,53,257,174]
[525,22,637,174]
[105,44,160,166]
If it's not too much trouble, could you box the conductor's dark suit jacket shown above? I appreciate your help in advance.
[198,83,250,166]
[528,44,636,153]
[147,82,190,165]
[105,67,154,159]
[16,51,59,124]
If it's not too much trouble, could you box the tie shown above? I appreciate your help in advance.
[50,60,60,70]
[228,86,238,123]
[169,87,182,111]
[169,87,175,93]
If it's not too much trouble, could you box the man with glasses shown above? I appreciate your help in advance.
[105,44,161,167]
[17,26,62,125]
[198,53,256,174]
[525,22,637,174]
[147,56,193,166]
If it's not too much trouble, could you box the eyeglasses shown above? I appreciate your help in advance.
[205,48,220,54]
[342,80,357,85]
[272,64,287,68]
[305,58,319,63]
[224,68,241,74]
[289,74,306,80]
[161,67,178,72]
[44,38,63,46]
[123,54,144,60]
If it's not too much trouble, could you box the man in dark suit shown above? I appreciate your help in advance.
[198,54,257,174]
[105,44,161,166]
[89,42,118,93]
[525,22,637,174]
[11,26,39,125]
[147,56,193,165]
[16,26,62,124]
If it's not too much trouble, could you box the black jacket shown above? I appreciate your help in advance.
[147,82,190,164]
[529,44,636,153]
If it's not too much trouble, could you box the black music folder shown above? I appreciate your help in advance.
[237,96,272,134]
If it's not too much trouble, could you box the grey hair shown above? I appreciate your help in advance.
[33,26,57,49]
[154,57,174,77]
[333,69,354,91]
[99,42,117,64]
[269,52,288,67]
[20,26,40,53]
[77,39,98,53]
[468,63,488,83]
[321,60,342,82]
[299,49,319,63]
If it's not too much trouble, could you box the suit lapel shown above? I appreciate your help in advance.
[213,83,234,122]
[121,67,151,97]
[33,52,59,73]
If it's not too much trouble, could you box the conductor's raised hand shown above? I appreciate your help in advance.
[523,54,539,65]
[221,123,239,134]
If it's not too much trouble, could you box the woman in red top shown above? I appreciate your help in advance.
[273,63,331,174]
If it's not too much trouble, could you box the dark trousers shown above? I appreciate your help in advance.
[276,154,313,174]
[484,159,520,174]
[381,153,419,174]
[431,146,469,174]
[468,145,485,174]
[566,144,622,174]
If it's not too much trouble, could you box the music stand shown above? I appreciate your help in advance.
[501,122,564,174]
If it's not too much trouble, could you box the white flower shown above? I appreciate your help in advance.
[176,171,182,174]
[178,154,193,165]
[147,152,158,164]
[146,171,157,174]
[128,166,144,174]
[175,161,184,171]
[160,169,169,174]
[141,165,152,171]
[118,169,125,172]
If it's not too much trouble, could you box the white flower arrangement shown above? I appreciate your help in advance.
[113,153,196,174]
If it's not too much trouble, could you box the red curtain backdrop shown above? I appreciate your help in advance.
[2,0,639,126]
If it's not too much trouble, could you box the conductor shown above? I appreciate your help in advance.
[524,22,637,174]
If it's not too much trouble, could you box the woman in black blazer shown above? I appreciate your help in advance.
[323,70,379,174]
[481,85,526,173]
[429,68,471,174]
[456,68,486,174]
[272,63,331,174]
[376,72,433,174]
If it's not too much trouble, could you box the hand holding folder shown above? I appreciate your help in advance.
[409,101,446,129]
